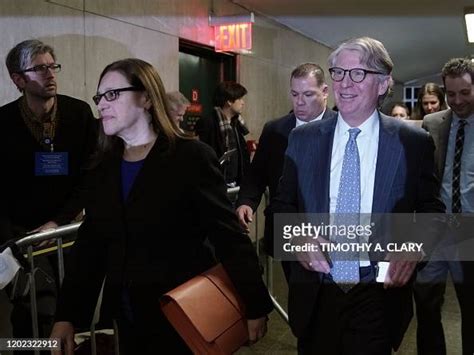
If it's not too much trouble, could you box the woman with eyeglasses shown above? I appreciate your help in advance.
[49,58,272,354]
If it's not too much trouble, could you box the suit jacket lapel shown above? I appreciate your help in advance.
[285,113,297,134]
[317,120,336,212]
[101,155,126,217]
[437,110,453,180]
[372,115,403,213]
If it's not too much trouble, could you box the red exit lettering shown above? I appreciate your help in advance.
[214,23,252,52]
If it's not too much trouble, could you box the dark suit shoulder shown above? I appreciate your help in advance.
[264,113,295,130]
[291,113,337,137]
[56,94,94,115]
[0,97,21,116]
[380,113,428,138]
[396,119,431,140]
[56,94,89,106]
[322,108,338,120]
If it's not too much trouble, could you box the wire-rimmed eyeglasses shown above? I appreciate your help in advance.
[329,67,384,83]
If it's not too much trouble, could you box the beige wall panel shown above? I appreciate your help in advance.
[239,57,279,140]
[47,0,84,11]
[0,0,86,104]
[245,19,279,62]
[0,0,334,135]
[86,0,214,45]
[83,13,179,111]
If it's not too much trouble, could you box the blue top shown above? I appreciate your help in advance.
[121,159,145,202]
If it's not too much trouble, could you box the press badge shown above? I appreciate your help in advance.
[35,152,68,176]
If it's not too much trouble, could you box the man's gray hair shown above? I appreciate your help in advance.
[6,39,56,75]
[166,91,190,110]
[328,37,393,103]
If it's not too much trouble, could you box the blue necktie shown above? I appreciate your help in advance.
[330,128,361,291]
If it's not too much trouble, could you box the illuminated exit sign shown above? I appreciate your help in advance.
[214,23,252,52]
[209,13,254,52]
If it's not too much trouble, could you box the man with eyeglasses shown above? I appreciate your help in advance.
[272,37,444,354]
[0,39,97,346]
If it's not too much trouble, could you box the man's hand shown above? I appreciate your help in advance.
[236,205,253,232]
[295,237,331,274]
[383,251,422,288]
[50,321,75,355]
[29,221,59,247]
[247,317,268,345]
[30,221,58,234]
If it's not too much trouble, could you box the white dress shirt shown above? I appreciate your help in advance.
[295,108,326,128]
[330,110,379,266]
[440,113,474,213]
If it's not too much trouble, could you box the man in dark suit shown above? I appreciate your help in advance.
[236,63,336,279]
[415,58,474,355]
[273,37,445,354]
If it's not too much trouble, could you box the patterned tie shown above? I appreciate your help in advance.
[330,128,361,291]
[452,119,466,213]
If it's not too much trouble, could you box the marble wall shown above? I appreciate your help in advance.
[0,0,333,136]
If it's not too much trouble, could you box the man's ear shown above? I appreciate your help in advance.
[321,84,329,98]
[378,76,392,96]
[10,73,25,92]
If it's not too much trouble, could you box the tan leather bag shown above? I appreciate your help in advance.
[160,264,249,354]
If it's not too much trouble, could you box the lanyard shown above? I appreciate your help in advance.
[42,121,55,152]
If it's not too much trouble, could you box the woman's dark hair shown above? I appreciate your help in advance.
[214,81,247,108]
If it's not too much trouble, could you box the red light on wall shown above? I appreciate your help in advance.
[214,23,252,52]
[191,89,199,103]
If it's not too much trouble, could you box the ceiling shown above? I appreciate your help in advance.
[233,0,474,84]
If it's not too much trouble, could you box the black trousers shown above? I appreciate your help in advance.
[414,260,474,355]
[297,267,391,355]
[116,312,191,355]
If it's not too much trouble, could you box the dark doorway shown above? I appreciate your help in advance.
[179,40,236,133]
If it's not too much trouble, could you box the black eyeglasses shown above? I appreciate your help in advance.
[20,64,62,74]
[93,87,143,105]
[329,67,384,83]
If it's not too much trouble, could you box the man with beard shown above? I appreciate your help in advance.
[0,39,97,345]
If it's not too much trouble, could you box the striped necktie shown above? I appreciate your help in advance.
[452,119,466,213]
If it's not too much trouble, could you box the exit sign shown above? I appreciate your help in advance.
[214,23,252,52]
[209,13,254,53]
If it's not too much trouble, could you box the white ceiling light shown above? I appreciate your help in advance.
[465,8,474,43]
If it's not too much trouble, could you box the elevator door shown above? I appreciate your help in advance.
[179,41,236,133]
